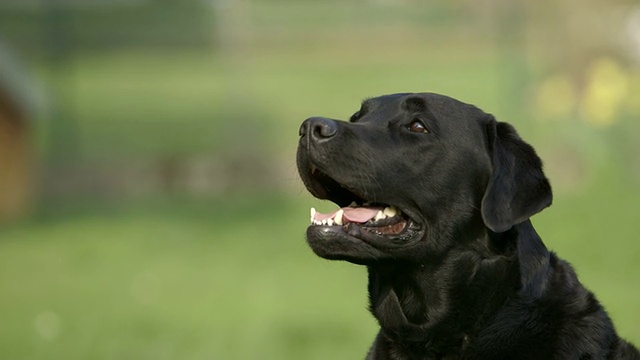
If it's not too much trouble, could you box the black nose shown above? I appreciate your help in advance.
[299,117,339,141]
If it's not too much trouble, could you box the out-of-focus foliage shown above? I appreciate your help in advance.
[0,0,212,51]
[0,0,639,359]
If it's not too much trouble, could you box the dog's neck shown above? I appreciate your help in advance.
[366,220,550,358]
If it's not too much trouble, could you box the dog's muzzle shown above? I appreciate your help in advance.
[299,117,339,144]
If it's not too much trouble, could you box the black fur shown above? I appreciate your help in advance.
[297,93,639,360]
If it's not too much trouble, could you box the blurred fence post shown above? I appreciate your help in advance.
[43,0,78,166]
[494,0,530,123]
[212,0,251,96]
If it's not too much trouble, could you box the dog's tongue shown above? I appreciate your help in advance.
[314,207,381,223]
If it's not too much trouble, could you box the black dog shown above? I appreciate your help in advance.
[297,93,640,360]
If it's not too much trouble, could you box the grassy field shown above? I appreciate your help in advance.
[0,182,639,359]
[0,195,377,359]
[58,44,507,162]
[12,46,640,360]
[3,2,639,358]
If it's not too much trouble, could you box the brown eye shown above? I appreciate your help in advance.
[407,120,428,133]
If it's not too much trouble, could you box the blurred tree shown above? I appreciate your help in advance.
[493,0,530,122]
[0,43,39,222]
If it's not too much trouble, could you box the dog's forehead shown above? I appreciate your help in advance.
[364,93,485,122]
[359,93,404,116]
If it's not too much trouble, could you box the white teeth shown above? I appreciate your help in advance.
[309,209,345,226]
[334,209,344,225]
[383,206,397,217]
[374,210,386,221]
[349,201,358,207]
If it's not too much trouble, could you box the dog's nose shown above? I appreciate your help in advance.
[299,117,338,141]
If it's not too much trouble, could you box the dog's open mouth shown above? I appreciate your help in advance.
[310,204,408,236]
[302,164,423,249]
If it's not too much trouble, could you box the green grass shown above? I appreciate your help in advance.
[0,187,639,359]
[8,2,639,357]
[37,40,508,160]
[0,196,377,360]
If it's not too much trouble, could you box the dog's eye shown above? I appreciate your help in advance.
[407,120,429,133]
[350,111,361,123]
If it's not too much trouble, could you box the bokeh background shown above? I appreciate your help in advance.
[0,0,639,359]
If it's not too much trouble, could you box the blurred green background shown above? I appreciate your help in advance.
[0,0,639,359]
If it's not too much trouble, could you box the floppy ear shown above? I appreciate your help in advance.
[481,120,552,233]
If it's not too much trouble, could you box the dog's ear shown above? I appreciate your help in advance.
[481,119,552,233]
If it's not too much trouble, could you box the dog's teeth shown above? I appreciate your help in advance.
[334,209,344,225]
[374,210,386,221]
[310,207,316,221]
[321,219,327,225]
[350,201,358,207]
[314,220,321,225]
[383,206,397,217]
[327,218,334,226]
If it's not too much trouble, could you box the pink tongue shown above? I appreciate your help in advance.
[343,207,381,223]
[314,207,382,223]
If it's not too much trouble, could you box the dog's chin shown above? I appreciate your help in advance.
[306,213,424,264]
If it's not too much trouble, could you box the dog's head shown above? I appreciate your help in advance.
[297,93,552,264]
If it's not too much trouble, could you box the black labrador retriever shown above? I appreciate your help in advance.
[296,93,640,360]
